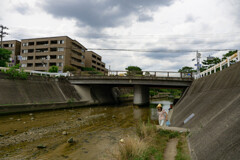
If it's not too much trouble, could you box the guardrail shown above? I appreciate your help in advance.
[0,67,70,77]
[0,67,193,79]
[196,51,240,79]
[76,70,193,78]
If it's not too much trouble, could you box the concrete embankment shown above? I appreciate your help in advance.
[171,62,240,160]
[0,73,118,114]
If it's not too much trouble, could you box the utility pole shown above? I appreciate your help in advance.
[0,25,9,48]
[196,51,201,76]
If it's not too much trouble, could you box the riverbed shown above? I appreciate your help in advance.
[0,100,172,160]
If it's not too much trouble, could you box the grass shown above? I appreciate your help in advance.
[114,121,190,160]
[175,134,191,160]
[119,93,134,98]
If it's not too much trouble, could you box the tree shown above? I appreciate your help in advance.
[48,66,58,73]
[178,66,196,73]
[200,57,221,72]
[63,65,77,72]
[3,64,28,80]
[0,48,11,67]
[222,50,237,61]
[125,66,143,75]
[82,67,95,71]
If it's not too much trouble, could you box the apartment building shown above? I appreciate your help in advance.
[85,51,107,72]
[2,40,21,67]
[20,36,86,72]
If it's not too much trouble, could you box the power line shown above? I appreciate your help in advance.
[87,48,236,53]
[0,25,9,48]
[82,32,240,39]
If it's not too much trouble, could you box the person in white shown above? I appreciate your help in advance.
[157,104,168,126]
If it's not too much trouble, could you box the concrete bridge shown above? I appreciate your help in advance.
[68,71,193,105]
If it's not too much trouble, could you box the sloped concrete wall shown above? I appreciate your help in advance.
[0,75,81,105]
[171,62,240,160]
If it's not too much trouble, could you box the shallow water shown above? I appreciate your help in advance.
[0,100,172,159]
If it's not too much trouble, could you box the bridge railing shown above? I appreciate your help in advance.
[0,67,193,79]
[196,51,240,79]
[76,70,193,78]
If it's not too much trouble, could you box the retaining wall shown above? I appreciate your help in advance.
[171,62,240,160]
[0,74,118,114]
[0,74,81,105]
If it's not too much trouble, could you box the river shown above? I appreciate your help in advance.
[0,100,172,160]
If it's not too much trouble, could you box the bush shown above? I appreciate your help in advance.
[3,64,28,80]
[63,65,77,72]
[48,66,58,73]
[136,120,157,140]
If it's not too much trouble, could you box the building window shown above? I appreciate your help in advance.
[22,43,28,46]
[9,44,14,47]
[58,63,63,66]
[29,42,34,46]
[22,57,27,60]
[22,50,28,53]
[58,55,64,59]
[36,48,48,52]
[27,63,33,67]
[58,40,64,44]
[21,64,27,67]
[50,48,57,52]
[36,41,49,45]
[57,48,64,52]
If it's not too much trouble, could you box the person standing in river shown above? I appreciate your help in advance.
[157,104,168,126]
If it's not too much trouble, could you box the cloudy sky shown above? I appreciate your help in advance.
[1,0,240,71]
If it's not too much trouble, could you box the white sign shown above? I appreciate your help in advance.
[184,113,195,124]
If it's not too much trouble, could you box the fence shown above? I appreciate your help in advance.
[76,70,193,78]
[0,67,70,77]
[0,68,193,79]
[196,51,240,79]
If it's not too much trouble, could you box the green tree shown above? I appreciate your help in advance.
[82,67,95,71]
[222,50,237,60]
[63,65,77,72]
[4,64,28,80]
[0,48,11,67]
[125,66,143,75]
[178,66,196,73]
[202,57,221,67]
[48,66,58,73]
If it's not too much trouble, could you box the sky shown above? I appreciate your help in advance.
[1,0,240,71]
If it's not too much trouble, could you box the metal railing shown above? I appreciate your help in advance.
[196,51,240,79]
[0,67,70,77]
[76,70,193,78]
[0,67,193,79]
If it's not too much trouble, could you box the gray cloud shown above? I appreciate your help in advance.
[185,14,196,23]
[136,45,191,60]
[15,3,31,15]
[138,13,153,22]
[40,0,175,29]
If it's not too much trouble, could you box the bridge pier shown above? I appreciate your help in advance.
[133,85,149,105]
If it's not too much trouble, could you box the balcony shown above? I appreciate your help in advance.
[36,48,48,53]
[36,41,49,46]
